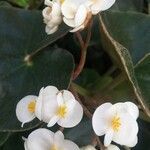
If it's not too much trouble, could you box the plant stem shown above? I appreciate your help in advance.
[73,20,93,80]
[71,82,91,97]
[70,84,105,150]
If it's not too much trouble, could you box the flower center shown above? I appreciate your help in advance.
[57,105,67,118]
[60,0,65,4]
[111,115,121,132]
[50,145,58,150]
[28,101,36,113]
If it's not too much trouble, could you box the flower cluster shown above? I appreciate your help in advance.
[16,86,83,128]
[16,85,139,150]
[42,0,116,34]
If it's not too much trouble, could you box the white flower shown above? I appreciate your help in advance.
[61,0,92,32]
[80,145,96,150]
[42,0,116,34]
[89,0,116,15]
[24,128,80,150]
[35,86,83,128]
[106,144,120,150]
[16,95,37,127]
[92,102,139,147]
[42,0,62,34]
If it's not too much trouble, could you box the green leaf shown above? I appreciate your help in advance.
[75,69,113,92]
[99,15,150,117]
[2,133,23,150]
[101,11,150,65]
[8,0,29,7]
[0,133,10,146]
[0,1,12,7]
[0,7,69,54]
[135,54,150,105]
[75,69,100,89]
[65,117,93,147]
[105,80,134,102]
[111,0,144,12]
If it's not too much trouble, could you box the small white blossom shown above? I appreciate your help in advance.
[106,144,120,150]
[80,145,96,150]
[92,102,139,147]
[89,0,116,15]
[43,0,62,34]
[61,0,92,32]
[16,95,37,127]
[24,128,80,150]
[35,86,83,128]
[42,0,116,33]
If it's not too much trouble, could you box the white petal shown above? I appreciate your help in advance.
[92,103,112,136]
[106,144,120,150]
[63,139,80,150]
[42,7,52,20]
[47,115,59,127]
[57,90,77,110]
[44,0,53,6]
[51,16,62,25]
[35,88,44,121]
[54,131,64,147]
[75,5,88,27]
[125,136,138,147]
[62,90,75,102]
[16,95,37,127]
[58,100,83,128]
[51,2,61,17]
[125,102,139,120]
[61,1,77,19]
[45,25,58,35]
[108,102,127,115]
[41,86,59,123]
[112,113,138,147]
[70,24,85,32]
[63,17,75,27]
[80,145,96,150]
[24,141,29,150]
[57,90,75,106]
[91,0,116,15]
[104,129,114,147]
[25,128,54,150]
[57,92,65,106]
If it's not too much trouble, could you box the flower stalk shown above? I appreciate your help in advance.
[73,20,93,80]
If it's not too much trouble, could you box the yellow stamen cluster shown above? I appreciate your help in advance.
[57,105,67,118]
[51,145,58,150]
[28,101,36,113]
[60,0,65,4]
[111,116,121,132]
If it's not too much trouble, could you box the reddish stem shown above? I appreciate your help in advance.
[73,20,93,80]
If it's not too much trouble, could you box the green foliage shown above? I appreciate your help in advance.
[0,133,10,146]
[101,11,150,64]
[0,7,73,132]
[0,0,150,150]
[135,54,150,106]
[10,0,29,7]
